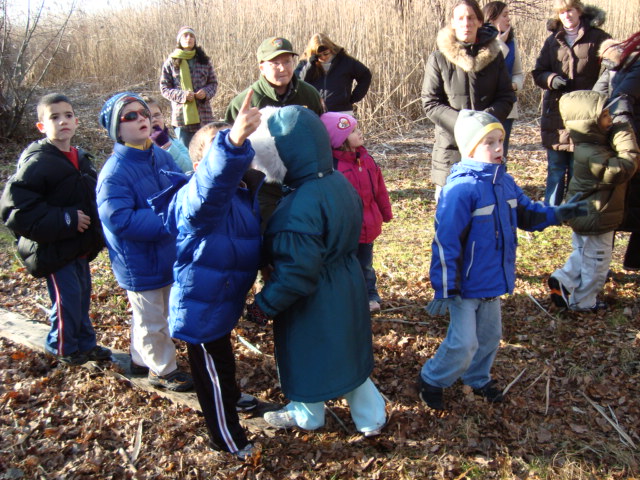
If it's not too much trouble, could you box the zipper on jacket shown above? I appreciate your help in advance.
[465,241,476,278]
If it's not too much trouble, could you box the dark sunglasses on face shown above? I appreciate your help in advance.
[120,109,151,122]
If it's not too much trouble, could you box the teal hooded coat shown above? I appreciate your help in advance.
[254,106,373,403]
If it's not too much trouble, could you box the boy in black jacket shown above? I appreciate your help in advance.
[1,93,110,365]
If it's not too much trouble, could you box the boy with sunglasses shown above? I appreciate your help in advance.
[97,92,193,391]
[1,93,110,366]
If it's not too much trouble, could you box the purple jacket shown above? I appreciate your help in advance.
[160,56,218,129]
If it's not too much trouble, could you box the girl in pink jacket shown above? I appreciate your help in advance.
[321,113,393,312]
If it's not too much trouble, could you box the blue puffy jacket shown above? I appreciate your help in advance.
[97,143,181,291]
[148,131,263,344]
[431,159,559,299]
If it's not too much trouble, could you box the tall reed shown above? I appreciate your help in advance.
[38,0,640,132]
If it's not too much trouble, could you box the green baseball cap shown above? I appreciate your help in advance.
[257,37,297,62]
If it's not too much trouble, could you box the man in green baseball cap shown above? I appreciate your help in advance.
[225,36,323,123]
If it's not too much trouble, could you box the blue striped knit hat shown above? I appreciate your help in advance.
[99,92,148,142]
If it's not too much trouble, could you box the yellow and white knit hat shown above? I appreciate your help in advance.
[454,109,505,157]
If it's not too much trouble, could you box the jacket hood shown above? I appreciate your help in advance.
[264,106,333,188]
[436,24,501,73]
[599,38,622,65]
[248,106,287,184]
[546,5,606,32]
[559,90,608,144]
[450,158,505,183]
[254,74,302,103]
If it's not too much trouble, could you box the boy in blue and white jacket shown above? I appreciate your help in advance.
[97,92,192,391]
[148,91,263,460]
[418,110,588,411]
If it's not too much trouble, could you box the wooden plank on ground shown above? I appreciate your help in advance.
[0,308,278,434]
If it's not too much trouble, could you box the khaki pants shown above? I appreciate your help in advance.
[127,285,178,376]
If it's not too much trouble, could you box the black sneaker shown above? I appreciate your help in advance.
[128,355,149,375]
[58,351,89,366]
[572,301,608,313]
[548,276,570,309]
[472,380,504,403]
[148,369,193,392]
[236,393,259,412]
[417,376,445,410]
[83,345,112,361]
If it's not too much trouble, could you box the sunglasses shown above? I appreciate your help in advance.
[317,50,332,57]
[120,109,151,123]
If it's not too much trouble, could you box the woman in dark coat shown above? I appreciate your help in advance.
[295,33,371,114]
[421,0,515,198]
[532,0,610,205]
[594,31,640,270]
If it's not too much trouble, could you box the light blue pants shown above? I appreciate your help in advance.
[286,378,386,434]
[421,297,502,389]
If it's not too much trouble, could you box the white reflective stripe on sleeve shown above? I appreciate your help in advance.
[472,204,495,217]
[433,230,448,299]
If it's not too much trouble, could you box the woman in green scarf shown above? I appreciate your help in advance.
[160,26,218,147]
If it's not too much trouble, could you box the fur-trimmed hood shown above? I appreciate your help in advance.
[546,5,606,32]
[599,38,622,67]
[436,24,501,73]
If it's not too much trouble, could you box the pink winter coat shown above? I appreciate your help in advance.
[333,146,393,243]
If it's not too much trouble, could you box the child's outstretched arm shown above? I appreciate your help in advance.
[178,91,261,232]
[515,185,588,231]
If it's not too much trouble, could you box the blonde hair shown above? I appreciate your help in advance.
[302,33,342,60]
[189,122,231,168]
[552,0,584,16]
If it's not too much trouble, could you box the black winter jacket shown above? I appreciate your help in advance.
[295,49,372,112]
[422,24,515,186]
[0,140,104,277]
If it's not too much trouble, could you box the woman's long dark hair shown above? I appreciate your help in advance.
[482,1,515,43]
[172,44,211,69]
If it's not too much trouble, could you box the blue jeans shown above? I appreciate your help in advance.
[502,118,514,161]
[420,297,502,389]
[356,243,381,302]
[45,258,96,356]
[545,149,574,206]
[285,378,386,434]
[175,127,196,148]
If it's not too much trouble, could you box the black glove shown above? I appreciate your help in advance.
[309,54,318,64]
[551,76,568,90]
[555,193,589,222]
[245,302,270,326]
[150,126,170,147]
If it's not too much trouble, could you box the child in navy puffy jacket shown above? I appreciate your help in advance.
[148,91,263,460]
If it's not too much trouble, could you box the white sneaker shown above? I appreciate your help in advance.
[234,443,255,460]
[236,392,259,412]
[263,408,297,429]
[362,428,382,438]
[369,300,381,312]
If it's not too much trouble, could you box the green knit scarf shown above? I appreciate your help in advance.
[170,48,200,125]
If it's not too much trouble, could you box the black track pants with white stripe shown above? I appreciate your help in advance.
[187,335,248,453]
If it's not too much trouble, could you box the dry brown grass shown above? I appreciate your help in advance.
[27,0,638,133]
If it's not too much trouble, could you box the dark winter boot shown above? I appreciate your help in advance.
[418,376,445,410]
[472,379,504,403]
